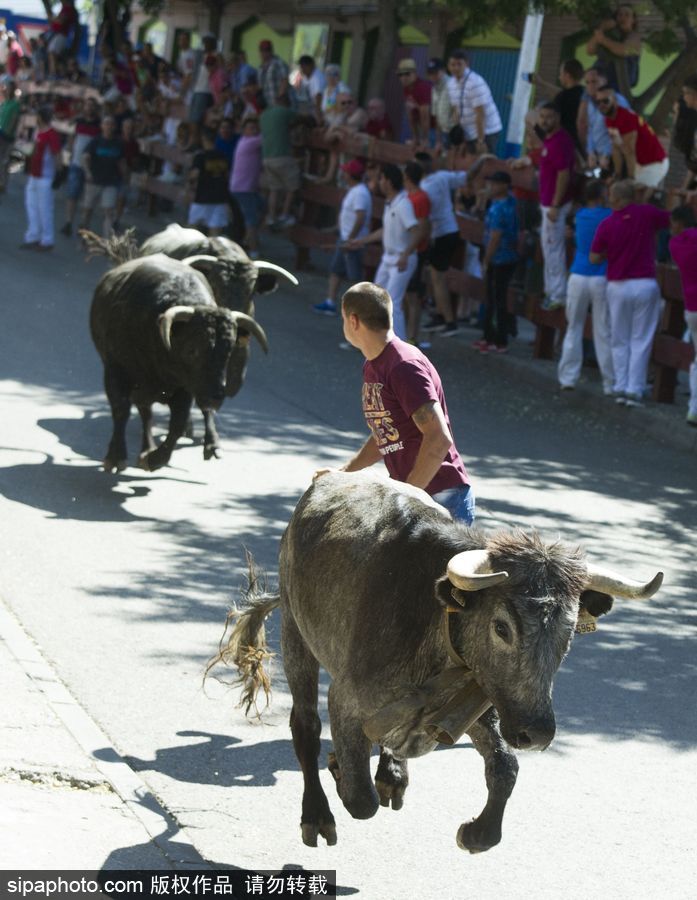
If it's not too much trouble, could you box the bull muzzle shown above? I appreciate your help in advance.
[503,713,556,751]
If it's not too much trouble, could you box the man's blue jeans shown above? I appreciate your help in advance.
[432,485,475,525]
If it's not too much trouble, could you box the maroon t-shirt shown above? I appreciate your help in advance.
[404,78,433,129]
[362,338,469,495]
[539,128,575,207]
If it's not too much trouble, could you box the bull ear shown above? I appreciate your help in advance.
[579,590,614,618]
[434,576,470,610]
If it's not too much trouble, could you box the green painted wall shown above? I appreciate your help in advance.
[240,21,293,67]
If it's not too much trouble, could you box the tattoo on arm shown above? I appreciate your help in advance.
[412,401,438,429]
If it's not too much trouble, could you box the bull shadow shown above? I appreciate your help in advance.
[118,730,332,789]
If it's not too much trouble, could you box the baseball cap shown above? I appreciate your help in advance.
[485,170,512,185]
[427,57,444,72]
[340,159,365,178]
[259,39,273,51]
[397,58,417,74]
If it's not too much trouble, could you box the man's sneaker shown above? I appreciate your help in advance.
[278,214,296,227]
[471,339,488,351]
[541,297,564,312]
[624,393,644,408]
[422,314,445,332]
[686,412,697,427]
[613,392,626,405]
[313,299,337,316]
[60,222,72,237]
[440,322,459,337]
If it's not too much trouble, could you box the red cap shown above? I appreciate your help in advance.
[340,159,365,178]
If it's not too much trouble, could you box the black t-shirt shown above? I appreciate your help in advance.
[85,136,125,185]
[553,85,584,148]
[192,149,230,204]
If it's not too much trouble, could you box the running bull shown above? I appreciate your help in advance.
[217,472,663,852]
[90,253,268,472]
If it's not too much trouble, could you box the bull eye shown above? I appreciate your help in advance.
[494,619,511,642]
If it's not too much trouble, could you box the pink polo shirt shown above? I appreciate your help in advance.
[539,128,575,207]
[669,228,697,312]
[590,203,671,281]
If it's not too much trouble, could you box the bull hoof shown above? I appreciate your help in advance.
[203,443,221,460]
[456,819,501,854]
[139,447,169,471]
[301,821,337,847]
[102,457,127,473]
[375,776,406,811]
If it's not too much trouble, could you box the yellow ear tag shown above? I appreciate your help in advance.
[575,608,598,635]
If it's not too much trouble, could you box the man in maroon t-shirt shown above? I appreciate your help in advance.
[397,58,432,148]
[315,281,475,524]
[596,85,668,194]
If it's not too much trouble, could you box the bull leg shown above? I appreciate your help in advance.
[375,748,409,811]
[457,708,519,854]
[139,389,192,471]
[281,611,336,848]
[201,409,221,460]
[136,405,156,459]
[102,363,131,473]
[328,684,380,821]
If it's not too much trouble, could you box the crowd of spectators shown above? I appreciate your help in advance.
[0,5,696,422]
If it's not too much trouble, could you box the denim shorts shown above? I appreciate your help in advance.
[431,484,475,525]
[232,191,265,228]
[66,164,85,200]
[329,243,364,281]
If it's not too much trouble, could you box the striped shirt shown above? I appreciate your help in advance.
[447,68,502,140]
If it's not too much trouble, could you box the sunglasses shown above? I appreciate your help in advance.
[397,71,412,77]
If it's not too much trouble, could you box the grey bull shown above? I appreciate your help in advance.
[217,472,663,852]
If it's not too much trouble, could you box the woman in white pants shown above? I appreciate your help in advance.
[558,181,614,392]
[22,107,61,250]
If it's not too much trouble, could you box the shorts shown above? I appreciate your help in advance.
[47,32,68,55]
[407,249,429,295]
[431,484,475,526]
[66,163,85,200]
[261,156,301,192]
[83,183,118,210]
[429,231,459,272]
[329,242,364,281]
[232,191,265,228]
[634,158,669,188]
[188,202,230,229]
[189,92,213,125]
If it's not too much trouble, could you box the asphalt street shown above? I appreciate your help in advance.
[0,177,696,899]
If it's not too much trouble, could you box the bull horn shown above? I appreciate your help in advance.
[253,261,299,286]
[584,564,663,600]
[229,312,269,354]
[182,254,219,267]
[447,550,509,592]
[158,306,195,351]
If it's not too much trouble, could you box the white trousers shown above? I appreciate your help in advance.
[24,176,55,247]
[558,274,614,391]
[606,278,661,397]
[374,254,417,341]
[541,203,571,303]
[686,310,697,416]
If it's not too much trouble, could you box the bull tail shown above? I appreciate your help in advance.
[79,228,140,265]
[204,551,280,718]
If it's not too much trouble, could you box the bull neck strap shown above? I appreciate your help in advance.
[443,606,471,670]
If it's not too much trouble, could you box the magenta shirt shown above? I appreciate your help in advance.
[591,204,671,281]
[229,134,262,193]
[539,129,576,207]
[362,338,469,495]
[669,228,697,312]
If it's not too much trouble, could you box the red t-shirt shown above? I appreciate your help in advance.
[404,78,433,129]
[409,188,431,252]
[29,127,61,178]
[604,106,666,166]
[669,228,697,312]
[590,203,671,281]
[539,128,575,207]
[51,2,77,34]
[362,338,469,495]
[364,116,393,141]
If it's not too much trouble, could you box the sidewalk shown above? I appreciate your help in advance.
[0,601,210,870]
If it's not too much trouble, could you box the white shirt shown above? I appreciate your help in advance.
[339,182,372,241]
[421,170,467,238]
[447,68,502,140]
[382,190,418,260]
[177,48,196,79]
[296,68,326,103]
[193,61,211,94]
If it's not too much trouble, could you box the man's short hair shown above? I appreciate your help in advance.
[298,55,314,67]
[38,105,53,125]
[448,49,468,62]
[610,179,636,204]
[404,161,423,186]
[540,102,559,114]
[671,205,697,228]
[584,179,606,204]
[380,163,403,192]
[201,126,216,144]
[561,59,584,81]
[342,282,392,331]
[414,150,433,170]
